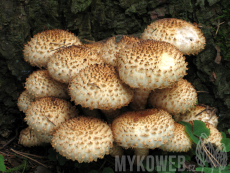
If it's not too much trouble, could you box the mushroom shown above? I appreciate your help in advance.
[159,123,192,152]
[141,18,206,55]
[203,122,223,151]
[98,36,119,67]
[117,39,188,110]
[51,116,113,163]
[148,79,197,115]
[109,142,124,157]
[23,29,82,68]
[25,70,69,99]
[47,45,104,84]
[69,63,134,121]
[24,97,78,135]
[17,90,36,113]
[112,109,175,162]
[174,105,218,127]
[18,127,45,147]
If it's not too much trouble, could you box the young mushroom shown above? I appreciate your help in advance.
[112,109,175,163]
[69,63,134,121]
[117,39,188,110]
[148,79,197,115]
[47,45,104,84]
[17,90,36,113]
[25,70,69,99]
[51,116,113,163]
[159,123,192,152]
[23,29,82,68]
[174,105,218,127]
[24,97,78,135]
[142,18,206,55]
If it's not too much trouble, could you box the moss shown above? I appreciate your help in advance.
[71,0,92,14]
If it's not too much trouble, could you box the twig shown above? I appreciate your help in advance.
[44,114,56,126]
[0,128,19,149]
[215,18,225,35]
[10,148,49,168]
[83,39,95,43]
[197,91,209,93]
[195,108,207,116]
[88,83,100,89]
[11,150,46,159]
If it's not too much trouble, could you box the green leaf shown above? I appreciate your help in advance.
[221,138,230,152]
[193,120,210,138]
[179,121,199,144]
[0,155,6,172]
[228,129,230,134]
[222,132,227,139]
[102,167,114,173]
[196,167,230,173]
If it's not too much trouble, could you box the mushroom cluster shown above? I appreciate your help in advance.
[17,19,222,164]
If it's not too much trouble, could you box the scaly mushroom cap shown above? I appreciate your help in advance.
[69,63,134,110]
[24,97,78,135]
[83,41,103,54]
[203,123,223,150]
[117,40,188,90]
[34,131,53,144]
[25,70,69,99]
[141,18,206,55]
[18,127,44,147]
[116,35,141,54]
[174,105,218,127]
[17,90,36,113]
[98,36,119,66]
[51,117,113,163]
[47,45,104,83]
[159,123,192,152]
[23,29,82,68]
[148,79,197,115]
[112,109,175,149]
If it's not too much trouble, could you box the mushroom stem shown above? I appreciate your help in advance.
[109,142,124,157]
[101,109,121,124]
[81,107,102,119]
[130,88,151,110]
[134,148,149,165]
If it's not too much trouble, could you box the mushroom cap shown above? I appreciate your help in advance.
[18,127,44,147]
[141,18,206,55]
[117,40,188,90]
[203,123,223,150]
[148,79,197,115]
[112,109,175,149]
[17,90,36,113]
[25,70,69,99]
[116,35,141,54]
[33,131,53,144]
[98,36,119,66]
[51,116,113,163]
[159,123,192,152]
[23,29,82,68]
[174,105,218,127]
[24,97,78,135]
[69,63,134,110]
[47,45,104,83]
